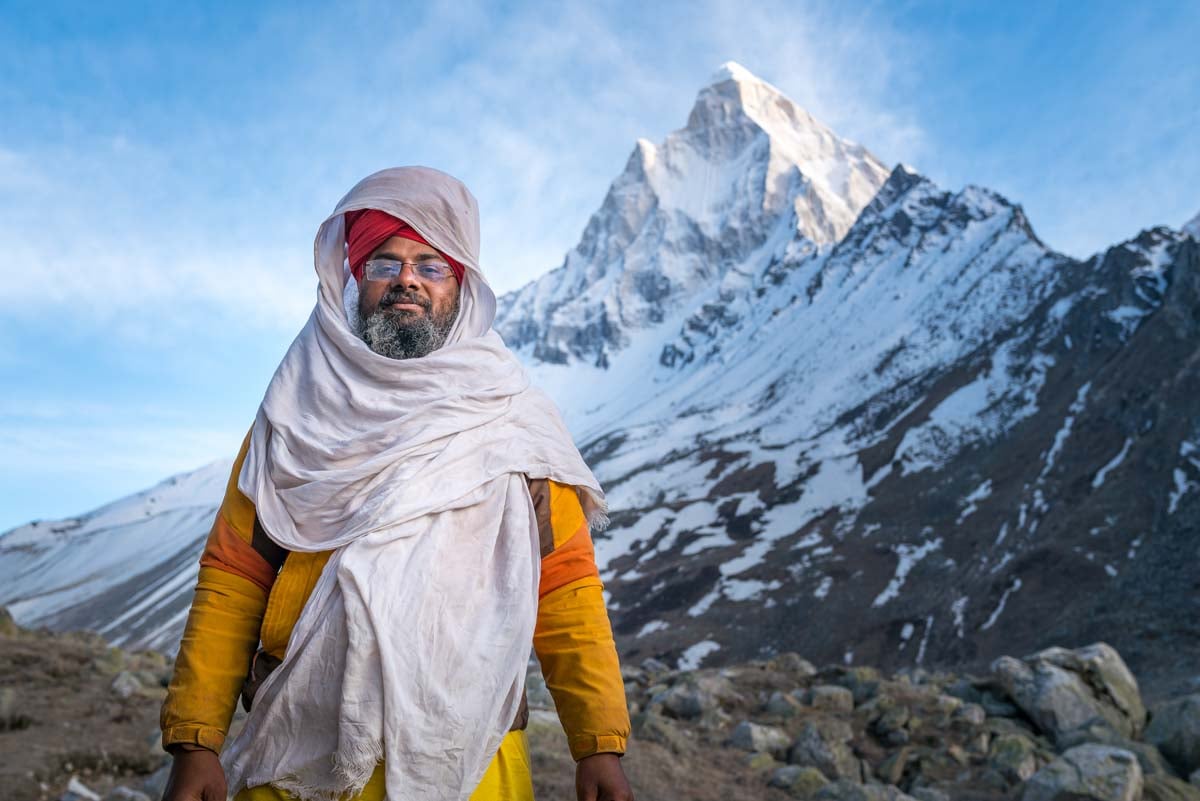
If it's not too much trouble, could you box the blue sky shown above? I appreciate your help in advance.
[1,0,1197,531]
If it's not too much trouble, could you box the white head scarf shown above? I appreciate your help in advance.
[221,167,606,801]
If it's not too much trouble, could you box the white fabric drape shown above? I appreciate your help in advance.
[220,167,605,801]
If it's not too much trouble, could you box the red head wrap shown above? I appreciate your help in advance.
[344,208,466,285]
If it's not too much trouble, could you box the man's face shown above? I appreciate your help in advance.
[355,236,461,359]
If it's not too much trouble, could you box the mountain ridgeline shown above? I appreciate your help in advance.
[1,63,1196,699]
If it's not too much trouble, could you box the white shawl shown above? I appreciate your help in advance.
[220,167,605,801]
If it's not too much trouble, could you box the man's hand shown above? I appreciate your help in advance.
[575,752,633,801]
[161,747,227,801]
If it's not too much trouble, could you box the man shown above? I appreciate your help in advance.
[160,167,633,801]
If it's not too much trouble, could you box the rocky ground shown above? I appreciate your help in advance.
[3,605,1198,801]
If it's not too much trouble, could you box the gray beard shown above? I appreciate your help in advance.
[356,294,460,360]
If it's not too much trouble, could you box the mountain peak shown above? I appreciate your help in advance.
[709,60,761,86]
[1184,209,1200,238]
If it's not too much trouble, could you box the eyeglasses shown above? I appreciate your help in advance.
[363,259,455,283]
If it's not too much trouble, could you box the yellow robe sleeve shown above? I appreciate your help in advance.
[533,481,630,761]
[160,433,273,753]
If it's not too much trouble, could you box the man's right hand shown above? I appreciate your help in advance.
[161,747,227,801]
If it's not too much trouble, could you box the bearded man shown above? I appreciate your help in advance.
[159,167,633,801]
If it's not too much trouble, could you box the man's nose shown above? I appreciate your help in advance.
[392,264,422,289]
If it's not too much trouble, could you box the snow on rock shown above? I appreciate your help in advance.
[872,537,943,607]
[1092,438,1133,489]
[678,639,722,670]
[980,577,1023,630]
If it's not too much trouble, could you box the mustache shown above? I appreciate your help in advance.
[378,289,431,312]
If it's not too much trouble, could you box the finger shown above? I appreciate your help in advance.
[577,779,599,801]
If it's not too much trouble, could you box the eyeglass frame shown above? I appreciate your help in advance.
[362,258,456,283]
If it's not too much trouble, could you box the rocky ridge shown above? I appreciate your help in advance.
[9,605,1199,801]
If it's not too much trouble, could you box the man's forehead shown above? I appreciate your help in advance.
[369,236,442,259]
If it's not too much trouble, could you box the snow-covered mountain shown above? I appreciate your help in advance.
[2,63,1197,698]
[493,62,890,367]
[0,460,230,652]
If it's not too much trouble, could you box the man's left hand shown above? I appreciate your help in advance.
[575,752,634,801]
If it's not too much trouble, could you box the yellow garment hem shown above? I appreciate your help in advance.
[234,729,533,801]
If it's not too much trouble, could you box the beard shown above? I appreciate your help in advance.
[355,286,460,360]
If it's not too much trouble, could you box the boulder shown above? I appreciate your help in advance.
[1021,744,1143,801]
[111,671,142,699]
[772,652,819,678]
[767,690,806,717]
[811,685,855,713]
[831,667,882,704]
[769,765,829,799]
[814,780,918,801]
[1146,695,1200,777]
[991,644,1146,745]
[909,789,951,801]
[1192,767,1200,786]
[954,703,987,726]
[1059,727,1177,777]
[631,710,691,754]
[655,673,739,720]
[988,733,1039,782]
[525,671,553,709]
[789,720,860,780]
[61,778,101,801]
[641,657,671,675]
[104,789,152,801]
[0,605,18,636]
[1142,775,1200,801]
[140,764,171,799]
[731,720,791,759]
[876,746,913,785]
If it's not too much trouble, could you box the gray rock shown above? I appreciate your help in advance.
[631,711,690,754]
[991,644,1146,746]
[525,671,553,709]
[833,667,882,704]
[654,673,740,720]
[789,720,859,780]
[1142,775,1200,801]
[873,704,910,737]
[1191,767,1200,786]
[641,657,671,675]
[814,780,918,801]
[111,670,142,699]
[767,690,806,718]
[1059,727,1177,777]
[910,790,951,801]
[1021,744,1143,801]
[731,720,791,759]
[876,746,913,785]
[104,789,152,801]
[61,778,101,801]
[1146,695,1200,777]
[811,685,855,713]
[955,702,987,726]
[772,652,819,678]
[140,764,171,799]
[988,732,1039,782]
[770,765,829,798]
